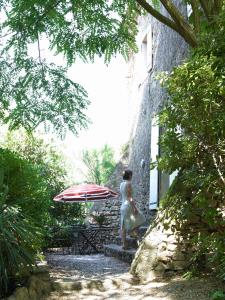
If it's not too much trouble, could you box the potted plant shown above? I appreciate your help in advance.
[90,212,106,227]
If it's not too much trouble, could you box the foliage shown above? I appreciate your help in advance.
[0,206,42,296]
[120,142,129,158]
[0,0,138,135]
[90,212,106,226]
[156,10,225,276]
[4,129,68,197]
[0,0,224,136]
[3,129,86,228]
[82,144,116,185]
[0,147,51,225]
[0,131,86,291]
[0,55,90,138]
[0,148,46,296]
[210,290,225,300]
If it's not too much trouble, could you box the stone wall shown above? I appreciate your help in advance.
[127,0,188,219]
[6,265,52,300]
[89,156,128,236]
[130,212,192,282]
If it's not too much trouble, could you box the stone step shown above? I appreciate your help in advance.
[115,236,138,249]
[104,244,136,264]
[52,280,83,292]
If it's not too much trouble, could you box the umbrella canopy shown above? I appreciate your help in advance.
[53,184,118,203]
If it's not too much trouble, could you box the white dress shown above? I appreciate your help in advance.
[120,180,145,231]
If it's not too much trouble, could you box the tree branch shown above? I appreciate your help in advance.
[136,0,198,47]
[190,0,200,35]
[135,0,180,35]
[212,153,225,186]
[199,0,212,21]
[37,33,42,65]
[213,0,223,16]
[160,0,198,47]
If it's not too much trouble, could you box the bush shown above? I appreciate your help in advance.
[0,207,42,296]
[4,130,86,231]
[0,148,51,225]
[0,147,51,295]
[156,11,225,277]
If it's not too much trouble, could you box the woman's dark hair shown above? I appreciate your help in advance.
[122,169,133,180]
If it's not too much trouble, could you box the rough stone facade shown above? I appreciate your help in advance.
[130,212,193,282]
[127,1,187,219]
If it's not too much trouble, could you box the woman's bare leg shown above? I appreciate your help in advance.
[121,226,127,249]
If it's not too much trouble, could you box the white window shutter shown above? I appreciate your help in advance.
[149,117,159,210]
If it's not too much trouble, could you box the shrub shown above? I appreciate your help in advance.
[156,11,225,276]
[0,148,51,225]
[4,130,86,231]
[0,206,42,296]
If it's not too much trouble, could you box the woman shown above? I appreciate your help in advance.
[120,169,145,249]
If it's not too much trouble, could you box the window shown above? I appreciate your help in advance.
[139,25,153,84]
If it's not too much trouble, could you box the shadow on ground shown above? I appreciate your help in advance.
[46,254,224,300]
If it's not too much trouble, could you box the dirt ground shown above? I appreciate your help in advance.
[45,254,225,300]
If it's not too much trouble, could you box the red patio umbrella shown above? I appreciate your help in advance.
[53,184,118,203]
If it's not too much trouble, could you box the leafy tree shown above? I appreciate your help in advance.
[82,144,116,185]
[0,0,138,135]
[1,0,222,136]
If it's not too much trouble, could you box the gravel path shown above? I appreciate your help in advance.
[45,254,225,300]
[46,253,130,280]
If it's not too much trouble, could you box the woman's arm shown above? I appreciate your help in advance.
[127,183,138,215]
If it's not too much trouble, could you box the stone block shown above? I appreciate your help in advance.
[14,287,29,300]
[28,286,38,300]
[172,252,186,261]
[165,234,177,243]
[7,296,16,300]
[154,262,168,271]
[166,242,179,251]
[145,232,165,247]
[28,275,52,297]
[157,250,173,262]
[53,281,82,291]
[171,259,188,270]
[157,242,167,252]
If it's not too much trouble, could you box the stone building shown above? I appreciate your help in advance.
[93,0,188,229]
[127,1,187,218]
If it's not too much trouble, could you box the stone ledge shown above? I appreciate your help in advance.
[104,244,136,264]
[6,267,52,300]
